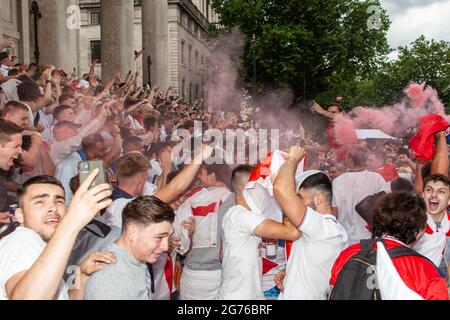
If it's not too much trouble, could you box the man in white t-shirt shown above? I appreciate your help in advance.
[218,165,301,300]
[273,147,348,300]
[0,172,114,300]
[413,174,450,270]
[332,145,388,244]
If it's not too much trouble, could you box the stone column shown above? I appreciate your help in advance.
[142,0,169,89]
[37,0,79,71]
[100,0,134,83]
[17,0,31,64]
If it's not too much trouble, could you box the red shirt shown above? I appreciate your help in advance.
[376,163,399,182]
[330,238,449,300]
[326,123,348,162]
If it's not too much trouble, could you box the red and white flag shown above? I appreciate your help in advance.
[243,150,305,223]
[243,150,305,262]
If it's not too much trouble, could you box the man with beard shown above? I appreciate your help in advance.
[273,147,349,300]
[0,170,114,299]
[413,174,450,274]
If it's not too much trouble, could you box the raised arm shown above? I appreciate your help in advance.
[253,219,301,241]
[273,146,307,227]
[6,170,112,300]
[154,145,213,203]
[431,131,448,177]
[311,103,337,121]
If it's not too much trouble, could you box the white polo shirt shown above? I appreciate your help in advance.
[413,212,450,267]
[0,227,69,300]
[218,205,266,300]
[279,207,348,300]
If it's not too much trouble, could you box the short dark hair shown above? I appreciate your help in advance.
[231,165,254,193]
[424,174,450,189]
[1,101,29,117]
[391,178,414,193]
[144,116,158,131]
[8,68,20,77]
[372,192,427,245]
[300,172,333,204]
[62,85,76,96]
[82,133,104,151]
[52,105,72,120]
[122,196,175,230]
[116,152,150,179]
[17,81,41,102]
[17,175,65,206]
[397,147,409,156]
[203,164,230,185]
[122,136,143,153]
[28,63,38,70]
[327,103,343,113]
[59,94,75,104]
[0,119,24,146]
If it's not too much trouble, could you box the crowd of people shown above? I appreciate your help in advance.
[1,39,450,300]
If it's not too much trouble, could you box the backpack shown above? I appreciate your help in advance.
[329,238,428,300]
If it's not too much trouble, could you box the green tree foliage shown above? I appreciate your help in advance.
[211,0,391,99]
[211,1,449,111]
[317,36,450,110]
[374,36,450,108]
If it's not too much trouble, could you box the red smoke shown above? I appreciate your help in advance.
[334,82,447,142]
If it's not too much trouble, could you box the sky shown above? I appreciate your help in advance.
[380,0,450,59]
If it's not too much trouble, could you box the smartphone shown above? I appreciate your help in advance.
[308,99,317,109]
[78,160,107,190]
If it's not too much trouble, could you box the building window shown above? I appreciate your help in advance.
[188,45,192,71]
[189,83,193,102]
[195,51,198,72]
[90,40,101,63]
[91,12,101,25]
[195,84,199,100]
[181,40,185,65]
[182,78,185,97]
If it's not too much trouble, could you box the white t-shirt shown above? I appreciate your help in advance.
[103,183,157,228]
[147,160,163,185]
[332,170,388,244]
[218,205,266,300]
[0,227,69,300]
[279,208,348,300]
[104,198,134,228]
[413,213,450,267]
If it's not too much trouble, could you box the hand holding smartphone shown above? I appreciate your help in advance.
[78,161,107,190]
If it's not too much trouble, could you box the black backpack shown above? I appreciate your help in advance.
[329,238,428,300]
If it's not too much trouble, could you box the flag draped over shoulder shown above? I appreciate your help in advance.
[376,241,423,300]
[409,114,449,161]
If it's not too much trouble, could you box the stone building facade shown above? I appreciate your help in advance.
[0,0,219,100]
